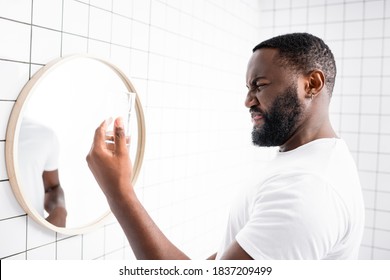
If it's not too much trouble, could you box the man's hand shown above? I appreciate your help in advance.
[86,118,133,202]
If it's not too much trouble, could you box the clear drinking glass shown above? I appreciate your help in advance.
[105,91,136,147]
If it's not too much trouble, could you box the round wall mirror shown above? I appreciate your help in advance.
[5,54,146,235]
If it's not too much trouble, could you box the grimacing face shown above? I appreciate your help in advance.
[250,83,304,147]
[245,48,306,147]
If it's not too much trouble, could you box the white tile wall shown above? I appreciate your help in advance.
[0,181,25,220]
[26,218,56,250]
[0,216,26,259]
[0,18,31,62]
[0,63,29,102]
[31,26,62,64]
[0,0,32,23]
[26,242,56,260]
[0,0,263,260]
[56,236,82,260]
[3,0,388,261]
[32,0,63,30]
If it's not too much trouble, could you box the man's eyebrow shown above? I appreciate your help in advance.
[247,76,267,88]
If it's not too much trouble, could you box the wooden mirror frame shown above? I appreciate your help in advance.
[5,54,146,235]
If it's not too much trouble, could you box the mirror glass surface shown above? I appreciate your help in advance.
[7,55,144,234]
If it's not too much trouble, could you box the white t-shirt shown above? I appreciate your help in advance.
[216,138,365,260]
[18,118,60,217]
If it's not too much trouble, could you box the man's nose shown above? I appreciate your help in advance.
[245,91,259,108]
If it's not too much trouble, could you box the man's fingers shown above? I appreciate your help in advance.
[93,119,109,150]
[114,117,128,155]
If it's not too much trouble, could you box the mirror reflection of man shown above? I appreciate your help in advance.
[18,117,67,227]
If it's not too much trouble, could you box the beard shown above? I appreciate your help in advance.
[251,84,304,147]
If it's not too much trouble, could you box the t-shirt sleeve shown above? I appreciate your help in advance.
[235,172,348,259]
[43,128,60,171]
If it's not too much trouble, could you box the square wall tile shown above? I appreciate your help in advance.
[259,10,274,27]
[274,10,290,26]
[133,0,151,23]
[365,209,375,227]
[383,58,390,76]
[0,60,30,101]
[342,77,362,96]
[32,0,63,30]
[358,245,372,260]
[364,0,384,20]
[343,40,362,58]
[308,6,325,24]
[326,4,344,22]
[363,39,383,58]
[90,0,112,11]
[275,0,290,9]
[131,21,149,51]
[341,96,360,114]
[89,6,113,42]
[260,0,274,10]
[82,227,105,259]
[341,132,358,151]
[0,216,27,259]
[63,0,89,37]
[0,142,7,180]
[362,190,376,209]
[150,0,166,28]
[361,77,381,96]
[3,252,26,259]
[0,0,32,23]
[110,44,131,75]
[31,26,62,64]
[0,181,25,220]
[364,19,384,39]
[61,33,88,55]
[342,59,361,77]
[104,223,126,254]
[378,154,390,173]
[375,211,390,231]
[377,173,390,192]
[374,229,390,250]
[384,38,390,57]
[0,101,15,140]
[325,23,343,40]
[359,171,377,191]
[340,115,359,132]
[358,152,377,172]
[111,14,132,47]
[56,236,82,259]
[358,134,379,153]
[362,58,382,77]
[376,191,390,211]
[26,217,56,250]
[113,0,132,18]
[0,19,31,62]
[373,248,390,259]
[26,242,56,259]
[379,135,390,154]
[345,2,364,21]
[344,21,363,39]
[360,115,380,134]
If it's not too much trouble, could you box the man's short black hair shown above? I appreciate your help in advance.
[253,33,336,95]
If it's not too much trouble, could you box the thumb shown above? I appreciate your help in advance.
[114,117,128,155]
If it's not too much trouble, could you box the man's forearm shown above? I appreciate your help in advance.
[108,188,190,260]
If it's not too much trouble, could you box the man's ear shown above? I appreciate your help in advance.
[305,70,325,98]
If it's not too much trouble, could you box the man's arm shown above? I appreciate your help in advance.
[86,118,253,260]
[42,170,67,227]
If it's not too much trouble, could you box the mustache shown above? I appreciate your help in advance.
[249,106,265,115]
